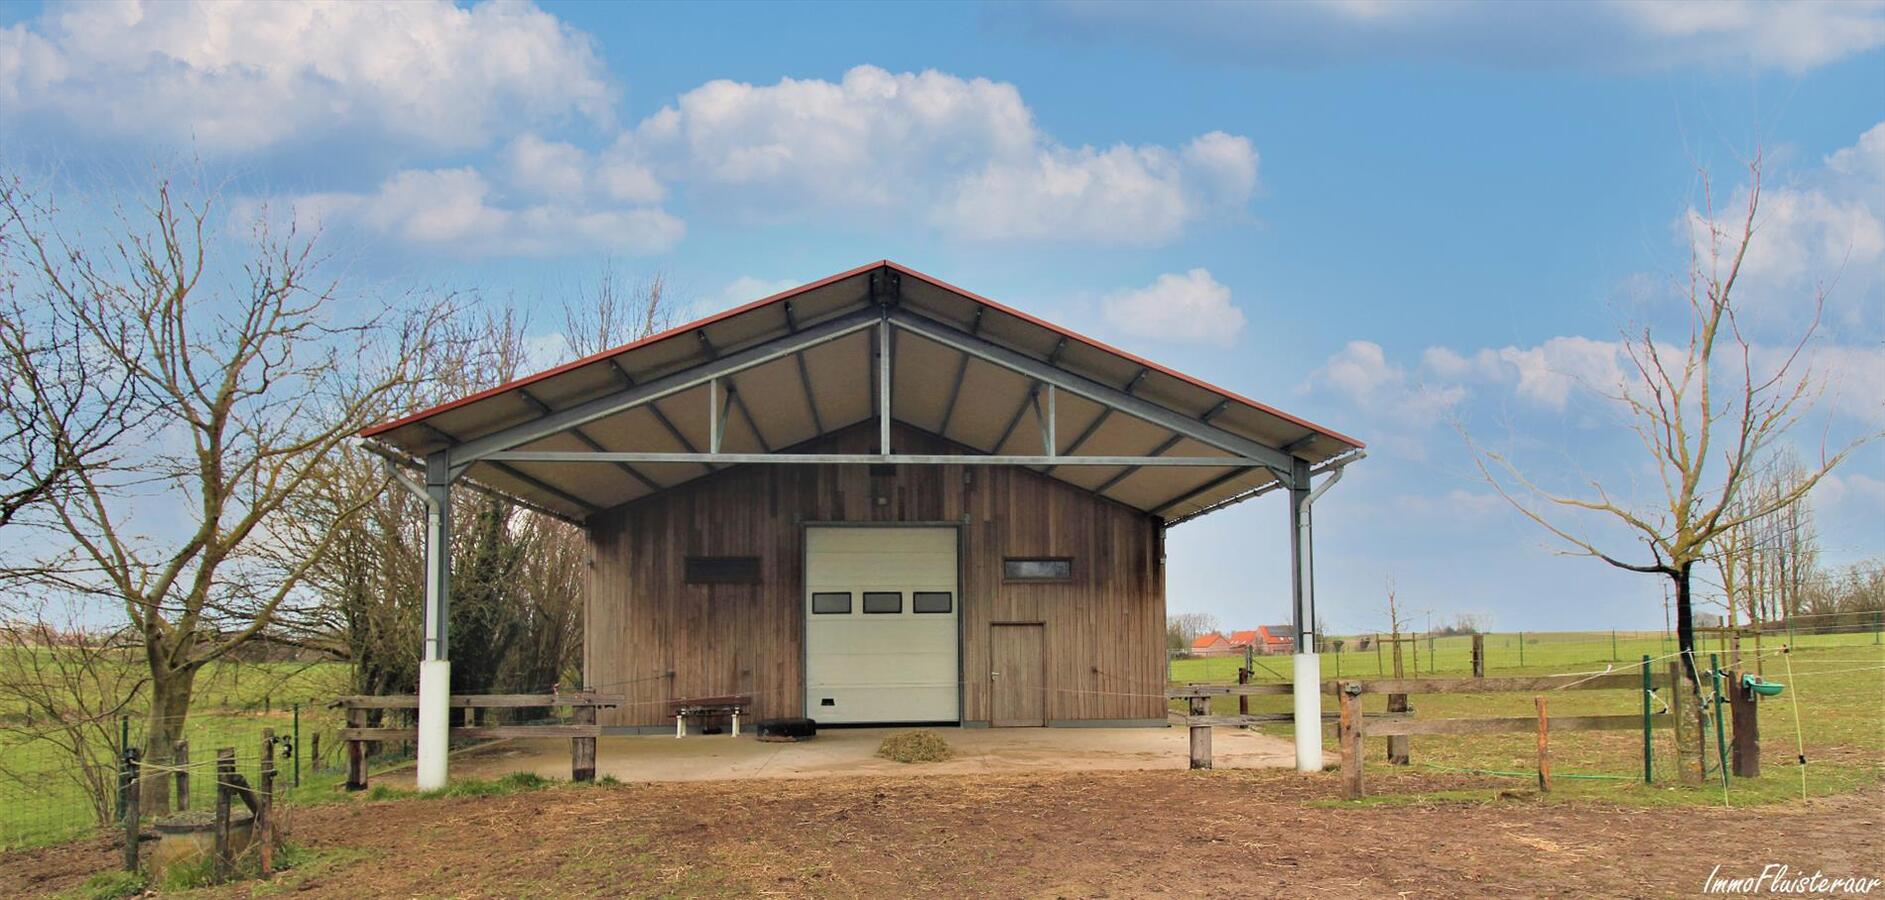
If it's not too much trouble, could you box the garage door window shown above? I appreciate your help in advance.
[913,592,953,614]
[862,591,902,614]
[811,592,852,614]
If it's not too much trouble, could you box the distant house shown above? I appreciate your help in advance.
[1255,625,1295,655]
[1190,632,1234,656]
[1227,630,1260,650]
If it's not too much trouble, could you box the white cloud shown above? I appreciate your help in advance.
[717,276,800,310]
[1310,340,1467,423]
[624,65,1257,245]
[1490,336,1627,410]
[1005,0,1885,73]
[1813,471,1885,511]
[1100,269,1246,347]
[0,0,613,153]
[285,166,683,258]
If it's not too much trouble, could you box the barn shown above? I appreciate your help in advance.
[359,260,1363,788]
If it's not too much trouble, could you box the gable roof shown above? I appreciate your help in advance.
[1227,630,1260,646]
[361,261,1362,522]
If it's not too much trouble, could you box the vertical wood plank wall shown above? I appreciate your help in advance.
[585,422,1166,728]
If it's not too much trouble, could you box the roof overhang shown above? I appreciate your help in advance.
[360,261,1364,524]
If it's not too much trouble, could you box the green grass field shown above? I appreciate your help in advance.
[1171,629,1885,807]
[0,657,353,850]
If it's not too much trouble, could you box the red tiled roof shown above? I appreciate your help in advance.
[1191,632,1229,650]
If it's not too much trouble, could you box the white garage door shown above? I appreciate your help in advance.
[805,527,959,724]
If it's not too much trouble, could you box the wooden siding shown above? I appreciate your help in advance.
[585,422,1166,728]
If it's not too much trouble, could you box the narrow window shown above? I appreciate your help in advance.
[1003,557,1073,582]
[862,591,902,614]
[913,592,953,614]
[685,556,761,584]
[811,592,852,614]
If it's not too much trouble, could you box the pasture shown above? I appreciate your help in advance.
[0,655,351,850]
[1172,629,1885,806]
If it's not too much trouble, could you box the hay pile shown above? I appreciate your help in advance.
[875,729,953,763]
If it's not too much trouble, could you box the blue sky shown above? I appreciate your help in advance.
[3,0,1881,633]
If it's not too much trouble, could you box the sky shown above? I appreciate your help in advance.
[2,0,1881,634]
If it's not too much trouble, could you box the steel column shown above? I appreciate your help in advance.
[417,452,454,790]
[878,320,892,454]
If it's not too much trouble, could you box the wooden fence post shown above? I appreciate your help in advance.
[1472,634,1486,678]
[1535,696,1551,793]
[1337,682,1362,799]
[572,706,598,782]
[345,707,367,791]
[1187,696,1212,770]
[1729,669,1760,778]
[214,748,235,878]
[173,740,189,812]
[121,751,141,872]
[259,728,276,877]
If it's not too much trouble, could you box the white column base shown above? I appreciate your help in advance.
[1292,652,1322,772]
[416,659,451,791]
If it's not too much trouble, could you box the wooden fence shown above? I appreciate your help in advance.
[330,692,621,790]
[1171,659,1765,799]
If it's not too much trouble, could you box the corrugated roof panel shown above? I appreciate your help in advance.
[940,359,1032,452]
[801,330,874,430]
[728,356,820,450]
[889,331,960,433]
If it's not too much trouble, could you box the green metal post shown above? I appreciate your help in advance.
[1611,630,1618,662]
[1641,654,1653,783]
[1519,632,1525,668]
[1709,653,1729,792]
[290,701,301,784]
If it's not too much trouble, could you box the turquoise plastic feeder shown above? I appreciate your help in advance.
[1742,673,1785,697]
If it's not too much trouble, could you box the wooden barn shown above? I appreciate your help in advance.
[359,261,1363,787]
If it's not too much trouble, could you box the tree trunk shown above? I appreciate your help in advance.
[140,665,198,814]
[1671,563,1706,783]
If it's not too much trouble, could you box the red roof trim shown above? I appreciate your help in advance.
[361,259,1364,451]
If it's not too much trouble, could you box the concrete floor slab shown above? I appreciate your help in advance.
[382,725,1308,787]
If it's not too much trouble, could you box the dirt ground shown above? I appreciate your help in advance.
[5,770,1880,898]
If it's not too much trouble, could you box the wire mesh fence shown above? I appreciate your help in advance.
[1168,612,1885,684]
[0,701,361,851]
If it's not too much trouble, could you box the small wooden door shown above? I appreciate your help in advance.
[989,624,1046,727]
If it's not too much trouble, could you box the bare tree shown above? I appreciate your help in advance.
[1166,612,1220,653]
[0,174,455,810]
[300,265,677,705]
[1470,155,1872,780]
[0,178,149,554]
[0,602,147,830]
[562,262,675,358]
[1714,448,1820,631]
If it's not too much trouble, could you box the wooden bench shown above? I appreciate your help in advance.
[667,694,752,738]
